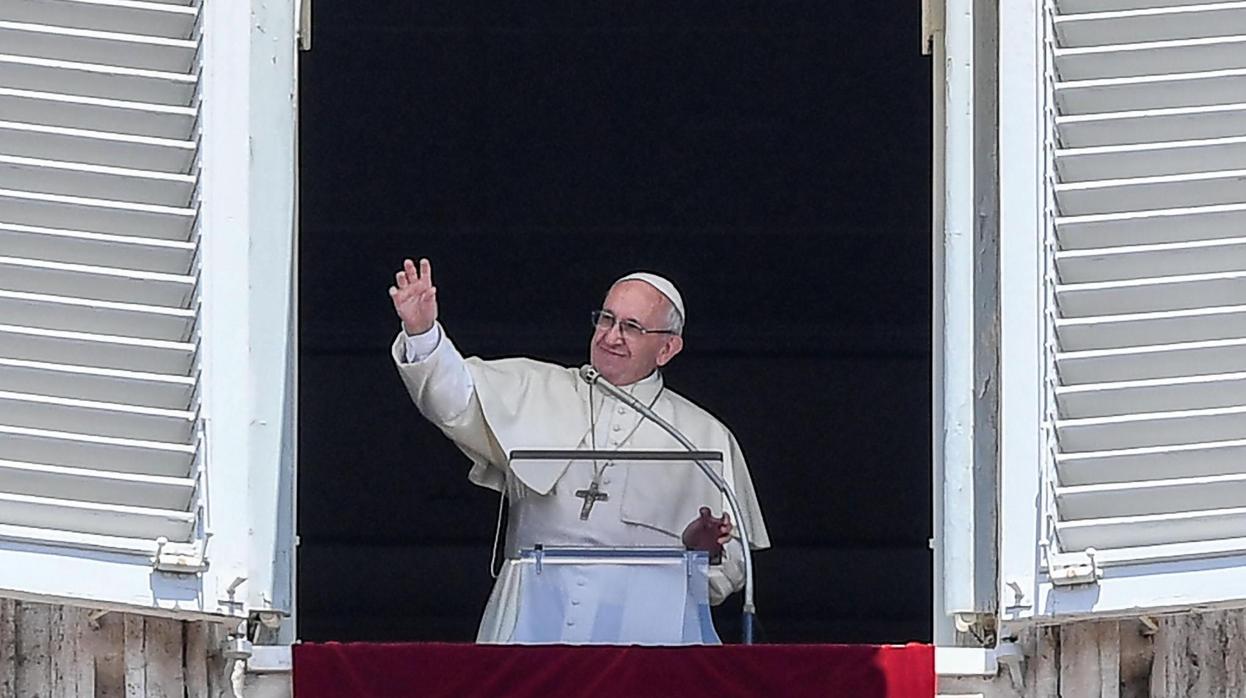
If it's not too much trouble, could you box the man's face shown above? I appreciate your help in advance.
[589,280,684,386]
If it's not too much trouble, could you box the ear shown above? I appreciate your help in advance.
[655,335,684,367]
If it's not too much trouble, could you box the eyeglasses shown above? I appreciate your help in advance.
[591,309,679,338]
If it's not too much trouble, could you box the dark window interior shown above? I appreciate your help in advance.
[298,1,933,643]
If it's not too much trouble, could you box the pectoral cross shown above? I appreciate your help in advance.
[575,481,609,520]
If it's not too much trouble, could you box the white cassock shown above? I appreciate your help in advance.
[392,323,770,643]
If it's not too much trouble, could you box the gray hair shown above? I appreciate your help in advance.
[664,301,685,336]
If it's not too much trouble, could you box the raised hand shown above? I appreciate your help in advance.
[389,258,438,335]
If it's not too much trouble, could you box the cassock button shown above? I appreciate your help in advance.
[617,407,627,415]
[571,599,581,606]
[611,424,622,432]
[566,619,576,627]
[576,578,587,587]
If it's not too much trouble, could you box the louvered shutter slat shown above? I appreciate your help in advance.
[1058,205,1246,250]
[1057,372,1246,417]
[1056,38,1246,81]
[0,458,193,509]
[0,425,194,477]
[1057,507,1246,549]
[1046,0,1246,565]
[0,54,197,104]
[0,89,196,139]
[1057,103,1246,147]
[1057,441,1246,485]
[1057,137,1246,181]
[0,290,196,340]
[1058,340,1246,384]
[0,123,196,172]
[0,358,194,409]
[1058,306,1246,350]
[0,0,201,545]
[1055,238,1246,281]
[1058,70,1246,113]
[5,0,198,37]
[1058,474,1246,518]
[1060,12,1246,46]
[0,224,195,272]
[0,22,197,72]
[0,492,194,540]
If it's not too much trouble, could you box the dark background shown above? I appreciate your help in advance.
[298,2,933,643]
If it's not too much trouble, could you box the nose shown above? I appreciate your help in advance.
[604,320,626,344]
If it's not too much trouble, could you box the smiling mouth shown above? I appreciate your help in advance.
[597,344,628,357]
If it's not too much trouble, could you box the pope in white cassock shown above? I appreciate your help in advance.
[389,258,770,643]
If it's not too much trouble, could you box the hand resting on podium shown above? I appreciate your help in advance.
[682,507,733,564]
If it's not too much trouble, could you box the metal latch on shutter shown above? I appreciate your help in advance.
[1048,548,1100,587]
[152,536,208,574]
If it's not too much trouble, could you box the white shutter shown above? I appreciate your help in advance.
[1031,0,1246,617]
[0,0,202,550]
[0,0,297,621]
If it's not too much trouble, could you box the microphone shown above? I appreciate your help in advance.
[578,364,759,644]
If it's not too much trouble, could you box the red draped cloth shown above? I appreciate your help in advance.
[293,642,934,698]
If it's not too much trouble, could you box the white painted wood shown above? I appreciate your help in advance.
[1056,69,1246,114]
[1057,473,1246,518]
[0,458,194,508]
[1055,2,1246,47]
[1056,372,1246,417]
[1056,271,1246,317]
[0,255,196,306]
[0,122,196,173]
[992,0,1246,621]
[0,53,196,105]
[1058,506,1246,549]
[0,222,196,273]
[1057,338,1246,384]
[0,87,198,140]
[2,0,199,38]
[0,492,195,539]
[0,155,196,206]
[0,424,195,477]
[1057,203,1246,250]
[0,290,197,341]
[0,325,196,374]
[0,391,196,442]
[0,185,197,238]
[1056,137,1246,182]
[1057,438,1246,484]
[1055,36,1246,80]
[1057,306,1246,351]
[0,358,195,408]
[0,21,197,73]
[1057,103,1246,148]
[1056,404,1246,452]
[1054,169,1246,216]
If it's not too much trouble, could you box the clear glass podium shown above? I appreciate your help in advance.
[510,546,720,645]
[502,449,730,645]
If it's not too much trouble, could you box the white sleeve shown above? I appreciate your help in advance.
[402,324,443,363]
[396,322,475,423]
[707,537,746,605]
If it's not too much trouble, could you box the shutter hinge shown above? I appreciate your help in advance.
[152,536,209,574]
[1048,548,1100,587]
